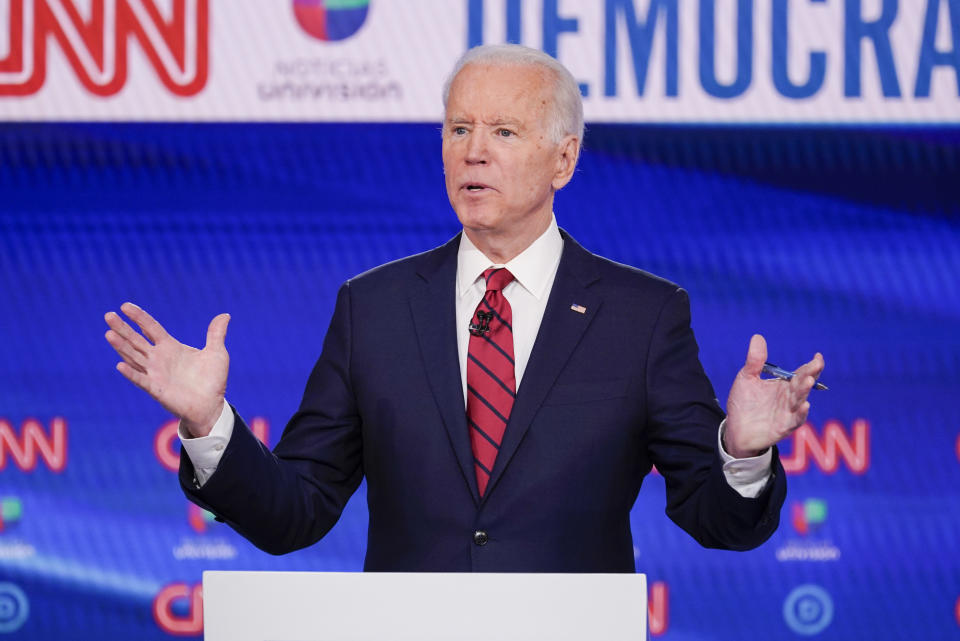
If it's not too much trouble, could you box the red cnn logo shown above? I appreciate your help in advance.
[781,419,870,475]
[154,417,270,472]
[649,580,668,636]
[0,0,208,96]
[0,417,67,472]
[153,582,202,636]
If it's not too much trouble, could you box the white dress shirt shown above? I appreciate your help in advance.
[182,215,772,496]
[455,216,563,402]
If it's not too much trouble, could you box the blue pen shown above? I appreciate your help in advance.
[762,362,828,391]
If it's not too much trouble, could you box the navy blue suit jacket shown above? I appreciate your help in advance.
[181,231,786,571]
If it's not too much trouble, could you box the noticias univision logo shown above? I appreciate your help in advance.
[792,498,827,536]
[0,497,35,561]
[294,0,371,41]
[776,499,840,562]
[173,503,237,561]
[0,497,23,532]
[187,503,216,534]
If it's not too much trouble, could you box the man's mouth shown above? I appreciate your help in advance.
[463,183,492,193]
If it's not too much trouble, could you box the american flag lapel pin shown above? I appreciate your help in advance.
[570,303,587,314]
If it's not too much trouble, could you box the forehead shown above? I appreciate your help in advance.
[445,63,553,123]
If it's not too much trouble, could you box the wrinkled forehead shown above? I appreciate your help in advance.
[445,62,554,123]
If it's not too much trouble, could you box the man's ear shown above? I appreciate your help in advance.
[551,134,580,191]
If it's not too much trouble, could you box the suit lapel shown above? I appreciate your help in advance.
[409,235,481,504]
[484,231,602,500]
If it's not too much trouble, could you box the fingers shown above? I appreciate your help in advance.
[116,361,151,393]
[791,400,811,430]
[786,378,811,412]
[788,352,825,402]
[105,329,148,374]
[795,352,825,381]
[742,334,767,377]
[784,374,813,430]
[104,307,155,374]
[104,311,153,354]
[120,302,170,345]
[205,313,231,350]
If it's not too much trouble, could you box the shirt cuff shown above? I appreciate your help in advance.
[178,399,234,487]
[718,419,773,499]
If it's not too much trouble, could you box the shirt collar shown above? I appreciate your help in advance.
[456,215,563,300]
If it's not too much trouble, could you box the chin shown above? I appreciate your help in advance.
[454,204,502,233]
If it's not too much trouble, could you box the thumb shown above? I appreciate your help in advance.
[205,313,231,350]
[742,334,767,377]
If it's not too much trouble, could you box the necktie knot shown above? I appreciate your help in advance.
[483,268,514,293]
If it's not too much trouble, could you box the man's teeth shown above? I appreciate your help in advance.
[467,185,483,191]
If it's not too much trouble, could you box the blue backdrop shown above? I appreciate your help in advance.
[0,123,958,639]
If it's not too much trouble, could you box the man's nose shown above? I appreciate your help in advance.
[465,131,488,164]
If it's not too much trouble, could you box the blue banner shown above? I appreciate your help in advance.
[0,122,958,639]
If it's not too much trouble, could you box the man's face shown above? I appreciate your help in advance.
[442,63,576,251]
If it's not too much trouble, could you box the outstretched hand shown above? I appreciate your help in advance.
[724,334,825,459]
[104,302,231,438]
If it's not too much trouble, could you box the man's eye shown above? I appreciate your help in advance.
[497,129,514,137]
[453,126,467,135]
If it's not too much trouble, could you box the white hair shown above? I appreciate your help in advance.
[441,44,585,147]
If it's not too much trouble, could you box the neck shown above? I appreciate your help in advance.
[464,212,552,264]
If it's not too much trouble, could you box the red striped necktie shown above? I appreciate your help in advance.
[466,267,516,497]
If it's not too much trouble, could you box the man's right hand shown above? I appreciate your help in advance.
[104,302,230,438]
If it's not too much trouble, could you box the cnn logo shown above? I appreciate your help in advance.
[781,419,870,475]
[0,0,208,96]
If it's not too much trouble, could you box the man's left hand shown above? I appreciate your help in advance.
[724,334,825,459]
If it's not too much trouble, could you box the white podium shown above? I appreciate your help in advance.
[203,571,647,641]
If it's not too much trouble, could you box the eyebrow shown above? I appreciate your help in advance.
[445,116,522,127]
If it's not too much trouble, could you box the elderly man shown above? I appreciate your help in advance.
[105,44,824,571]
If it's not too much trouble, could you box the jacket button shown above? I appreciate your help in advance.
[473,530,488,546]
